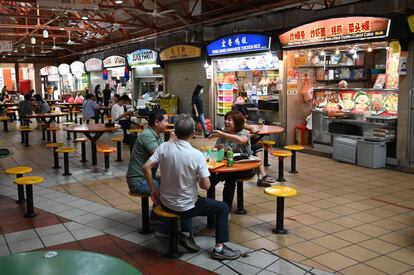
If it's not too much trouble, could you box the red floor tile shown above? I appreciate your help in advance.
[40,241,84,251]
[79,235,116,250]
[89,244,128,258]
[31,216,62,228]
[1,221,33,234]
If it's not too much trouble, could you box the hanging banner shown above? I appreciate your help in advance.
[102,69,108,80]
[85,58,102,72]
[0,41,12,52]
[207,33,271,57]
[127,49,157,67]
[58,64,71,75]
[70,61,85,75]
[37,0,98,10]
[47,74,60,82]
[160,45,201,61]
[40,67,48,76]
[279,17,391,48]
[47,66,58,75]
[124,67,130,81]
[103,55,126,68]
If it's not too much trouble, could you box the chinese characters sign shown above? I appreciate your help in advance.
[85,58,102,72]
[127,49,158,67]
[279,17,390,48]
[160,45,201,61]
[103,56,126,68]
[207,34,271,56]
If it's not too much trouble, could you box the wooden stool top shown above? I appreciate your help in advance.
[14,176,44,185]
[97,146,116,153]
[128,129,142,134]
[264,186,297,197]
[74,138,88,142]
[154,205,179,218]
[284,145,304,151]
[6,166,32,175]
[56,147,76,153]
[0,117,9,121]
[46,143,64,148]
[271,150,292,157]
[19,127,32,131]
[47,127,60,131]
[260,140,276,146]
[110,136,124,142]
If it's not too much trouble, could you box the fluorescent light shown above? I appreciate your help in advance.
[31,37,36,44]
[307,50,312,57]
[43,30,49,38]
[350,47,356,54]
[352,52,358,59]
[115,0,123,3]
[82,15,88,20]
[367,44,373,52]
[320,49,325,56]
[21,44,26,49]
[294,52,299,58]
[335,47,340,55]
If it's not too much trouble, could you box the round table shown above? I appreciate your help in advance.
[57,103,83,121]
[252,125,284,140]
[207,160,261,227]
[25,112,68,141]
[0,250,140,275]
[63,124,120,165]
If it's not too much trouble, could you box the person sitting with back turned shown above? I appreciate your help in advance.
[82,94,99,123]
[34,94,51,114]
[143,114,241,260]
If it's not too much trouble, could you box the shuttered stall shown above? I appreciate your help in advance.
[165,60,210,116]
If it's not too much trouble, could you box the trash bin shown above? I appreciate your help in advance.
[357,139,387,168]
[333,136,358,164]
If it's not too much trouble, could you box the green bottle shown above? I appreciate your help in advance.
[227,149,234,167]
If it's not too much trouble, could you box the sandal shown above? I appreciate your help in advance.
[256,177,271,187]
[261,175,276,183]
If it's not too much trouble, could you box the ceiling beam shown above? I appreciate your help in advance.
[0,24,110,34]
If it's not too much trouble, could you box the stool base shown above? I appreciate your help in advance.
[25,213,37,218]
[288,170,298,174]
[234,209,247,215]
[272,228,287,234]
[276,178,286,182]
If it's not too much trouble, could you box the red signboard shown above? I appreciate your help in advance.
[279,17,391,48]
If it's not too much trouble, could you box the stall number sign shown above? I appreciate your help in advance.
[207,34,271,56]
[127,49,157,67]
[103,56,126,68]
[85,58,102,72]
[160,45,201,61]
[279,17,390,48]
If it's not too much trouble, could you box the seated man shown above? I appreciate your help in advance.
[143,114,241,260]
[82,94,99,123]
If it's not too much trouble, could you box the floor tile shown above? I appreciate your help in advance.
[236,250,279,268]
[5,229,37,243]
[266,259,308,275]
[71,227,104,240]
[365,256,412,274]
[312,251,358,271]
[35,224,68,237]
[341,263,387,275]
[336,244,381,262]
[333,229,372,243]
[41,231,75,247]
[359,238,401,254]
[388,248,414,266]
[0,244,10,256]
[8,238,44,253]
[311,235,352,250]
[288,241,329,258]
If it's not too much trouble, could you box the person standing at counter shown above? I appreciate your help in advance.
[103,84,111,108]
[191,84,210,138]
[94,84,102,105]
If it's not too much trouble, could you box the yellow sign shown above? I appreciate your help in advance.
[160,45,201,61]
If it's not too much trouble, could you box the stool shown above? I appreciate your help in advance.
[294,124,309,145]
[78,115,84,125]
[47,126,60,143]
[5,166,32,203]
[14,176,44,218]
[110,136,124,161]
[62,122,75,140]
[271,150,292,182]
[128,192,152,234]
[128,128,142,135]
[73,110,81,123]
[46,143,64,169]
[56,147,76,176]
[264,186,297,234]
[97,146,116,171]
[283,145,304,173]
[154,205,181,258]
[74,138,88,163]
[19,127,32,146]
[260,140,276,167]
[0,116,9,132]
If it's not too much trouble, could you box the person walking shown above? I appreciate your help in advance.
[191,84,210,138]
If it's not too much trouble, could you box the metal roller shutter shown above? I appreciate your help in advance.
[166,60,210,116]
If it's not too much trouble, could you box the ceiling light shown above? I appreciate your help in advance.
[59,27,65,31]
[367,44,373,52]
[31,37,36,44]
[335,47,340,55]
[294,52,299,58]
[350,47,356,54]
[2,55,5,58]
[43,30,49,38]
[307,50,312,57]
[13,48,18,53]
[320,49,325,56]
[21,44,26,49]
[283,53,287,59]
[115,0,123,3]
[352,52,358,59]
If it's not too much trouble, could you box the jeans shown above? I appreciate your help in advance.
[210,169,256,211]
[193,113,209,135]
[128,178,160,195]
[162,197,229,244]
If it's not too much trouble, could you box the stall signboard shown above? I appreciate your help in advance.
[103,55,126,68]
[160,45,201,61]
[279,17,391,48]
[58,64,71,75]
[216,55,279,72]
[85,58,102,72]
[0,41,12,52]
[40,67,48,76]
[47,74,60,82]
[207,34,271,56]
[47,66,58,75]
[127,49,157,67]
[70,61,85,75]
[37,0,98,10]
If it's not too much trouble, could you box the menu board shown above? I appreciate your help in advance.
[160,45,201,61]
[312,89,398,116]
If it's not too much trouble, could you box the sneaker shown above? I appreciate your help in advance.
[179,234,200,253]
[211,244,241,260]
[154,231,169,238]
[256,178,271,187]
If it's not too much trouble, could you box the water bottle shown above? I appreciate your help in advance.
[227,149,234,167]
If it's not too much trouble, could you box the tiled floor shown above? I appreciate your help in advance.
[1,121,414,274]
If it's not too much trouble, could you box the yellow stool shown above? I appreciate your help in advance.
[74,138,88,163]
[5,166,32,203]
[46,143,64,169]
[14,176,44,218]
[0,116,9,132]
[284,145,304,174]
[264,185,297,234]
[97,146,116,171]
[19,126,32,146]
[154,205,181,258]
[110,135,124,161]
[128,128,142,135]
[128,192,152,234]
[271,150,292,182]
[56,147,76,176]
[260,140,276,166]
[47,126,60,143]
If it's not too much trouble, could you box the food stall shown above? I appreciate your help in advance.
[85,57,104,94]
[58,63,73,95]
[206,33,282,129]
[70,61,87,93]
[127,49,161,105]
[279,16,403,166]
[102,55,131,97]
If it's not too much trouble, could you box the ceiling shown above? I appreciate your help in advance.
[0,0,344,62]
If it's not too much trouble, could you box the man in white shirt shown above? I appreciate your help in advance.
[111,94,136,135]
[143,114,241,260]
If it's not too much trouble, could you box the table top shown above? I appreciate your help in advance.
[208,160,261,173]
[0,102,18,106]
[25,112,67,118]
[98,106,111,110]
[63,124,120,133]
[57,103,83,106]
[252,125,284,135]
[0,250,140,275]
